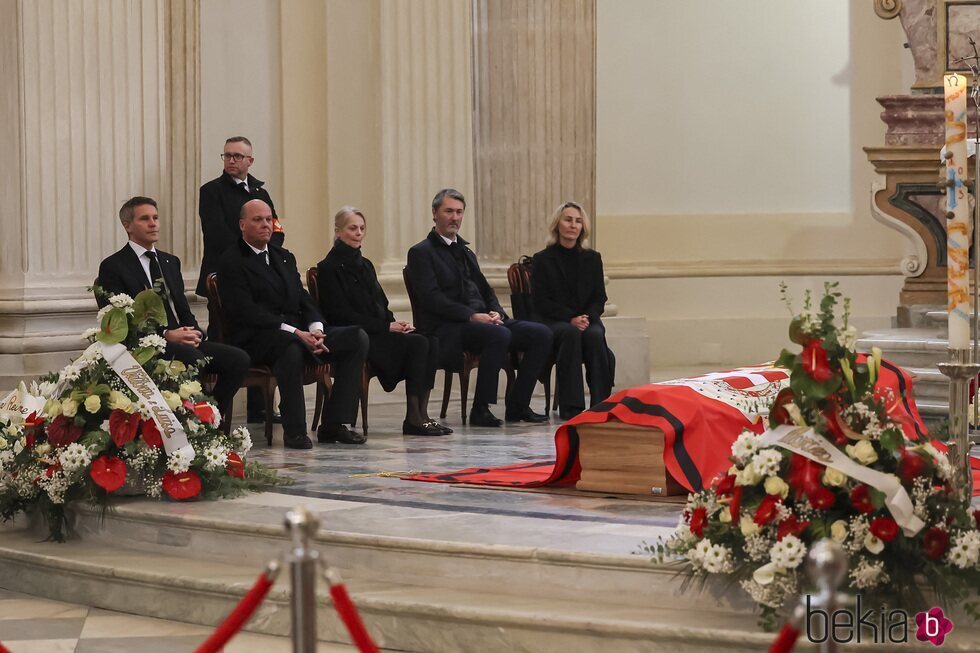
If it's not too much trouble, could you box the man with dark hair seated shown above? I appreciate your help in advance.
[98,196,250,429]
[216,199,368,449]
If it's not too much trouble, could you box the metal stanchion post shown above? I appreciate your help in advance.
[285,507,321,653]
[938,350,980,498]
[805,539,849,653]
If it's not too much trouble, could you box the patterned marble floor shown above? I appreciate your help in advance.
[0,589,357,652]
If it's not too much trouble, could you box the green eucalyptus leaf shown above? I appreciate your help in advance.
[96,307,128,344]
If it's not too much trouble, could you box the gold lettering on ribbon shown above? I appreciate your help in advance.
[151,405,178,441]
[120,365,155,399]
[778,427,834,464]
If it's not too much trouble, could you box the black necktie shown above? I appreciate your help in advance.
[145,251,178,328]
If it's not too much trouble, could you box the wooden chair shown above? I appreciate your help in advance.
[207,273,333,446]
[305,267,372,434]
[402,267,514,424]
[506,260,558,412]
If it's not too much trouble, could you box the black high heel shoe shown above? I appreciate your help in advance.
[402,420,445,436]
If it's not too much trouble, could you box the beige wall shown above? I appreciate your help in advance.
[596,1,913,370]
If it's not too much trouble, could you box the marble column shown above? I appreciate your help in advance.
[470,0,597,273]
[377,0,475,280]
[0,0,200,388]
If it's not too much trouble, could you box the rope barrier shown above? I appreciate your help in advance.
[322,564,381,653]
[767,603,804,653]
[193,560,281,653]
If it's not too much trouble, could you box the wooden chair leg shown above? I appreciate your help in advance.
[543,377,551,415]
[312,381,324,431]
[459,368,471,424]
[440,369,452,419]
[264,382,275,446]
[359,369,370,435]
[222,396,234,436]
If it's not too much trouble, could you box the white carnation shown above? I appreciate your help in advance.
[138,334,167,352]
[108,293,135,309]
[166,448,193,474]
[770,535,807,569]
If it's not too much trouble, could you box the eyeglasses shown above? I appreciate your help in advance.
[220,153,251,162]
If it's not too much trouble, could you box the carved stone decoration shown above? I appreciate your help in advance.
[875,0,903,20]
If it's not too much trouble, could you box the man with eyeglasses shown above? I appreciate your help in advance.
[196,136,284,423]
[99,196,250,431]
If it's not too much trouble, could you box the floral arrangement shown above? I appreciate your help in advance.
[0,288,279,541]
[652,283,980,629]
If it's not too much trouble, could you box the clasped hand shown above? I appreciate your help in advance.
[471,311,504,325]
[389,321,416,333]
[571,315,589,331]
[164,326,202,347]
[297,329,329,355]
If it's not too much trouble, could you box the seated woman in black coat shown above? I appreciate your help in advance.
[317,207,448,436]
[531,201,614,420]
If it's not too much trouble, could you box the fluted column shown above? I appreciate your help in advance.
[377,0,475,277]
[0,0,200,387]
[471,0,596,269]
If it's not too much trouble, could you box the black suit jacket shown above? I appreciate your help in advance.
[215,239,323,357]
[530,245,607,323]
[98,244,201,333]
[406,229,506,335]
[316,242,394,335]
[196,171,282,296]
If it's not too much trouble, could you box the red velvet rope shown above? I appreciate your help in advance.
[767,623,800,653]
[0,642,11,653]
[329,582,380,653]
[194,570,275,653]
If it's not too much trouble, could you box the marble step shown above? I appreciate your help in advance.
[49,500,728,614]
[906,367,949,400]
[855,329,950,369]
[0,526,786,653]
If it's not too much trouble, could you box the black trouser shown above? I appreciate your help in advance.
[205,299,267,417]
[457,319,552,409]
[545,319,613,412]
[320,326,370,425]
[368,332,439,396]
[166,340,250,422]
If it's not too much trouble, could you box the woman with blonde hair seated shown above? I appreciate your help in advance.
[531,201,613,420]
[316,207,448,436]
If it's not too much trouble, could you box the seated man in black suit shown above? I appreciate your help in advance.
[216,199,368,448]
[98,196,250,429]
[406,188,552,427]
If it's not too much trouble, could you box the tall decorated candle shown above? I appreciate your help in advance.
[945,73,971,350]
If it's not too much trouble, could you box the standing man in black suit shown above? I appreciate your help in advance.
[98,196,250,429]
[406,188,552,427]
[216,199,368,448]
[197,136,284,423]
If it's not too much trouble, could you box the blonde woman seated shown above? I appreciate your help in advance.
[316,207,449,436]
[531,201,614,420]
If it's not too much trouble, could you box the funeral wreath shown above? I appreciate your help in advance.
[652,283,980,629]
[0,288,279,541]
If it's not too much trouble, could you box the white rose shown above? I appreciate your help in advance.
[178,380,202,400]
[822,467,847,487]
[718,507,732,523]
[0,438,7,450]
[43,398,63,418]
[740,514,760,537]
[162,391,182,411]
[61,398,79,418]
[764,476,789,499]
[108,390,133,413]
[35,443,52,456]
[845,440,878,465]
[830,520,848,543]
[83,395,101,414]
[736,462,763,487]
[752,561,779,586]
[864,533,884,554]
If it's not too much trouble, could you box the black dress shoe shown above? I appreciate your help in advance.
[317,423,367,445]
[247,410,283,425]
[427,420,453,435]
[402,420,445,436]
[469,405,502,428]
[505,406,549,423]
[283,434,313,449]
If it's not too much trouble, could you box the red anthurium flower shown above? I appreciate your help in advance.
[754,495,781,526]
[45,463,62,478]
[193,402,217,425]
[162,470,202,501]
[850,484,875,514]
[787,454,823,498]
[923,528,950,560]
[729,485,743,523]
[801,339,832,382]
[226,452,245,479]
[808,485,836,511]
[182,399,195,412]
[46,414,82,448]
[770,388,796,426]
[973,510,980,531]
[689,506,708,538]
[90,455,127,492]
[870,517,899,542]
[898,448,927,484]
[109,409,141,447]
[140,419,163,448]
[23,411,45,428]
[714,474,736,496]
[777,514,810,541]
